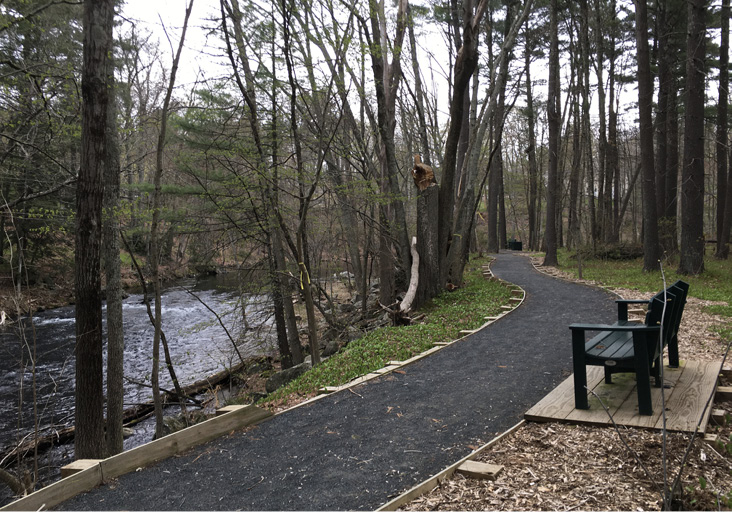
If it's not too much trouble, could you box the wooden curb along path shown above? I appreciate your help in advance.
[1,405,273,511]
[1,259,526,512]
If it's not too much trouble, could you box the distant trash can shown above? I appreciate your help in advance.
[506,239,522,251]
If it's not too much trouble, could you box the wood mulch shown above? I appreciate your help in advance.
[401,257,732,511]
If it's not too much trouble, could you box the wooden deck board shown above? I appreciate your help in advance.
[564,372,637,424]
[525,367,603,422]
[658,360,720,432]
[608,361,687,429]
[525,359,719,433]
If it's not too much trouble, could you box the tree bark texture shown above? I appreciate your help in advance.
[76,0,113,460]
[717,0,730,259]
[678,0,707,275]
[415,184,440,309]
[633,0,661,271]
[438,0,490,283]
[524,21,539,251]
[150,0,194,438]
[366,0,411,292]
[103,54,124,457]
[543,0,560,266]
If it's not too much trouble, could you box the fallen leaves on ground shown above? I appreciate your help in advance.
[402,422,732,511]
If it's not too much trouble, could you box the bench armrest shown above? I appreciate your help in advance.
[569,323,660,332]
[616,299,650,322]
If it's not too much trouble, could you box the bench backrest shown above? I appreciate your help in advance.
[644,280,688,348]
[666,280,689,344]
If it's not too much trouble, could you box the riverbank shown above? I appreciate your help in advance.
[0,253,192,318]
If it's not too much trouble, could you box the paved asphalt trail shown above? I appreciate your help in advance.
[59,253,617,511]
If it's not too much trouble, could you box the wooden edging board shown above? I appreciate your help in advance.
[0,405,272,512]
[376,420,525,511]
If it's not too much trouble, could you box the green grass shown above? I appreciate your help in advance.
[120,251,133,266]
[261,257,513,406]
[555,246,732,340]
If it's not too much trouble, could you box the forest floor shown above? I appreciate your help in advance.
[401,254,732,511]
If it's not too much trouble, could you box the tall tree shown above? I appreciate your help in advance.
[523,19,540,251]
[103,44,124,457]
[438,0,489,284]
[543,0,560,267]
[678,0,707,274]
[361,0,411,306]
[149,0,194,438]
[75,0,114,460]
[486,3,514,254]
[717,0,730,259]
[633,0,661,272]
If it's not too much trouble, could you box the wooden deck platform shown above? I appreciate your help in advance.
[525,359,722,433]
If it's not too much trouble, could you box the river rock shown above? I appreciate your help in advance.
[265,361,312,393]
[245,356,273,376]
[321,339,339,358]
[322,327,340,342]
[344,326,362,343]
[160,410,208,437]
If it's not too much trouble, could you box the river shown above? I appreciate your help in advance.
[0,273,276,473]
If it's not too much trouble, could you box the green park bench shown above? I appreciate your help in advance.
[569,280,689,416]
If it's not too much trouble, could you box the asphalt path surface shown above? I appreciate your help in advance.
[59,252,617,510]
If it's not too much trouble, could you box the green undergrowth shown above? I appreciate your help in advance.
[261,257,514,407]
[555,247,732,341]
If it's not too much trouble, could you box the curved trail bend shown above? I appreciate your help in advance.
[60,252,617,511]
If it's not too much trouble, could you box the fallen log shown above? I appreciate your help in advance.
[0,360,248,466]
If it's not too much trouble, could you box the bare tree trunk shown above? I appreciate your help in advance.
[150,0,194,438]
[568,93,582,250]
[273,227,303,365]
[716,0,730,259]
[75,0,113,460]
[633,0,661,271]
[407,4,432,165]
[593,0,610,243]
[364,0,411,293]
[665,87,680,251]
[103,52,124,457]
[268,48,295,370]
[439,0,490,283]
[524,22,539,251]
[678,0,706,275]
[415,184,440,309]
[486,7,512,254]
[543,0,560,267]
[268,236,293,369]
[281,0,321,365]
[608,0,620,243]
[579,0,596,246]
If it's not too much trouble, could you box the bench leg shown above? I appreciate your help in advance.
[668,335,679,368]
[572,330,589,410]
[633,332,653,416]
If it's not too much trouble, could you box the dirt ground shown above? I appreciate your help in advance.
[401,257,732,511]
